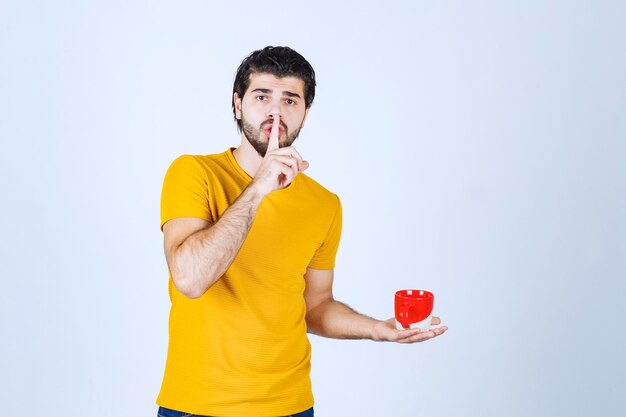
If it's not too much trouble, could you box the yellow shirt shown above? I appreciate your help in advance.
[156,149,342,417]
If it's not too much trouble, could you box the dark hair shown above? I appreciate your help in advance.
[232,46,316,132]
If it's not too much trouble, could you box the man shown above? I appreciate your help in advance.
[156,46,447,417]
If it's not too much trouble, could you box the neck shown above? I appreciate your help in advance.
[232,135,263,178]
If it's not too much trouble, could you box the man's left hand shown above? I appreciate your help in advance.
[371,316,448,343]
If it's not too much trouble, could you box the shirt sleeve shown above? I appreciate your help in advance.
[308,195,342,270]
[160,155,213,230]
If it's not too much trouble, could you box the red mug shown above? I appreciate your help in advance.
[395,289,434,330]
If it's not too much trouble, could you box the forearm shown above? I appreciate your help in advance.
[170,185,264,297]
[305,299,379,340]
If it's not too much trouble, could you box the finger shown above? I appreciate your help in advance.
[398,330,437,344]
[392,322,447,341]
[270,146,304,168]
[284,156,299,183]
[267,156,299,185]
[266,155,299,177]
[389,329,428,343]
[300,160,310,171]
[267,115,280,152]
[289,147,305,171]
[278,162,298,186]
[431,316,441,325]
[392,328,423,340]
[399,326,448,344]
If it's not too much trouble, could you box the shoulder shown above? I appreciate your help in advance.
[297,173,341,209]
[165,151,232,179]
[168,151,228,170]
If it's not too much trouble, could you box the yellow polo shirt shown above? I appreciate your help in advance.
[156,149,342,417]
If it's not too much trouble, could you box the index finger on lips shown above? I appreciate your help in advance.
[267,114,280,153]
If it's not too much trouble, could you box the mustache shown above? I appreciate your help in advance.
[261,119,288,131]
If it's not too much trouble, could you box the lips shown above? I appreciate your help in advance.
[263,124,284,139]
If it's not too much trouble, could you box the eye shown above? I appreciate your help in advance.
[286,99,296,105]
[256,95,267,101]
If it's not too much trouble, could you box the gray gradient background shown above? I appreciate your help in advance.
[1,1,624,416]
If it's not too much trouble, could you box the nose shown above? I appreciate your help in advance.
[268,109,281,121]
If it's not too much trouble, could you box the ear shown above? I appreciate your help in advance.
[301,106,311,128]
[233,92,242,120]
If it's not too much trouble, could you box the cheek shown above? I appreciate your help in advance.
[241,105,263,123]
[287,109,306,125]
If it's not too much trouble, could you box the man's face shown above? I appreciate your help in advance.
[234,73,310,157]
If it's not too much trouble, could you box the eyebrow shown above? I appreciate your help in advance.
[250,88,302,99]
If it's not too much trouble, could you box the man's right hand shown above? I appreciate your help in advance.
[250,114,309,196]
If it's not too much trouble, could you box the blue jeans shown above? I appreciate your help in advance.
[157,406,314,417]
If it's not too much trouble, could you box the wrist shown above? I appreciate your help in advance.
[248,178,274,199]
[244,181,269,202]
[370,320,384,341]
[368,319,385,342]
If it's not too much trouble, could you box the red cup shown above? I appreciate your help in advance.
[395,289,434,330]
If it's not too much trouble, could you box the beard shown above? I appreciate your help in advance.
[241,116,303,157]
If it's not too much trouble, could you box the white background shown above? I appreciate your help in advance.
[1,1,624,416]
